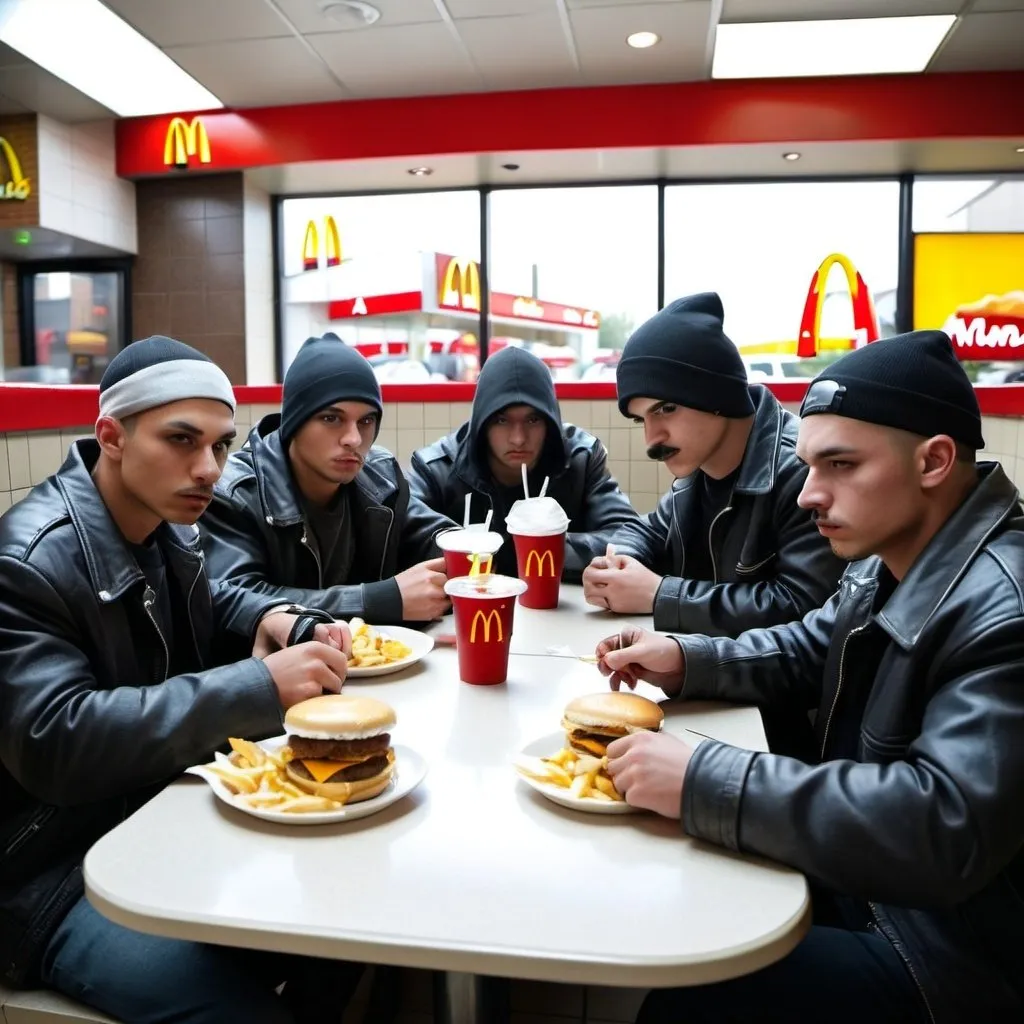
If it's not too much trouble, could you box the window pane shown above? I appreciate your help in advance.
[913,176,1024,233]
[664,182,902,379]
[26,270,123,384]
[488,186,658,382]
[279,192,480,383]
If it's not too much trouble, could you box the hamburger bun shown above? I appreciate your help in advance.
[282,694,397,805]
[561,691,664,757]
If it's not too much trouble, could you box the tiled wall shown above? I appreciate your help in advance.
[3,402,1024,519]
[242,179,276,385]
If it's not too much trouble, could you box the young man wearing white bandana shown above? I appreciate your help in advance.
[0,336,363,1024]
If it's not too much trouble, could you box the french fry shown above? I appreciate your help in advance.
[594,774,624,801]
[229,737,266,767]
[207,765,260,795]
[516,745,627,805]
[277,795,342,814]
[348,620,414,667]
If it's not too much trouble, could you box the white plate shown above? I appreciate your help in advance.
[186,739,427,826]
[346,625,435,678]
[514,731,640,815]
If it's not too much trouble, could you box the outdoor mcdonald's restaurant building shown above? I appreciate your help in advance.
[3,64,1024,525]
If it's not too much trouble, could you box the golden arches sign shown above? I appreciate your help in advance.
[163,117,211,169]
[469,608,503,644]
[797,252,880,358]
[440,256,481,311]
[302,215,342,271]
[0,136,30,201]
[524,549,556,577]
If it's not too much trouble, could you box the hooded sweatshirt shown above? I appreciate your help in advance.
[408,347,638,579]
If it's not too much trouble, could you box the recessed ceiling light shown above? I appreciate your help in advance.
[318,1,381,27]
[0,0,221,116]
[1017,146,1024,154]
[626,31,660,49]
[408,166,433,177]
[782,152,801,161]
[712,15,956,79]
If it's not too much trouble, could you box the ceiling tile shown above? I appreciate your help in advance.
[274,0,441,34]
[459,12,579,88]
[103,0,291,46]
[0,66,112,121]
[165,37,349,107]
[930,11,1024,70]
[721,0,962,20]
[571,1,712,82]
[447,0,553,15]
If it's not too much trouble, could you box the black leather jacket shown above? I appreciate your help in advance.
[678,463,1024,1023]
[202,415,457,629]
[0,442,285,985]
[610,385,844,634]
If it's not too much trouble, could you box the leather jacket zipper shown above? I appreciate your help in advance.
[4,807,56,858]
[377,507,395,580]
[142,586,170,681]
[708,505,733,584]
[819,622,868,758]
[300,526,324,588]
[185,558,204,663]
[869,904,936,1024]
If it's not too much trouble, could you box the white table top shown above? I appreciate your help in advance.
[84,588,809,988]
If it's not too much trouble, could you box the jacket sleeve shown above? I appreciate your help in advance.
[564,442,640,581]
[394,462,458,567]
[682,616,1024,907]
[605,488,675,572]
[0,556,284,808]
[202,495,405,630]
[652,459,843,634]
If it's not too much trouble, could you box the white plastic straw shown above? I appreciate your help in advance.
[484,509,493,531]
[521,463,529,498]
[463,492,472,528]
[539,476,550,498]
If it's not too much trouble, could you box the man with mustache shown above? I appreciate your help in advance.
[0,335,360,1022]
[583,292,842,635]
[594,331,1024,1024]
[202,334,457,632]
[408,345,638,579]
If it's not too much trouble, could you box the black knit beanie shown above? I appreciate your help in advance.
[800,330,984,450]
[280,334,383,445]
[616,292,754,419]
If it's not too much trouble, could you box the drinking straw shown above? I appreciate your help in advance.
[538,476,549,498]
[521,464,529,498]
[484,509,493,531]
[463,493,472,528]
[468,552,483,577]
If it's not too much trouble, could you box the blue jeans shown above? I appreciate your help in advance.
[41,897,364,1024]
[636,924,930,1023]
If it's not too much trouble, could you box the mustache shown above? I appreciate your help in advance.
[177,488,213,499]
[812,511,840,528]
[646,444,680,462]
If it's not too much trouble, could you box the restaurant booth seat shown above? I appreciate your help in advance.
[0,983,122,1023]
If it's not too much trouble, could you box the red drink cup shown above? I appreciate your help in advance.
[443,574,527,685]
[436,529,503,580]
[510,530,566,609]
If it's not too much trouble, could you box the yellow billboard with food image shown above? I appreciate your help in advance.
[914,233,1024,360]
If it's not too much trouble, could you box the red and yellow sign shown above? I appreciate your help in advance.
[302,215,342,272]
[0,136,29,201]
[163,117,211,169]
[439,255,481,311]
[915,233,1024,360]
[796,253,879,358]
[524,549,556,577]
[469,608,503,644]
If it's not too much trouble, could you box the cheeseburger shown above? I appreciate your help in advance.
[561,691,664,757]
[283,694,396,804]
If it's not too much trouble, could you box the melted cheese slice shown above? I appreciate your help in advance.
[300,758,365,784]
[571,737,608,757]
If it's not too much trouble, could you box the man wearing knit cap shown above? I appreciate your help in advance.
[203,334,457,630]
[583,293,843,641]
[594,331,1024,1023]
[0,336,362,1023]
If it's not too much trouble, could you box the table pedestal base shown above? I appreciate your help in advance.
[432,972,509,1024]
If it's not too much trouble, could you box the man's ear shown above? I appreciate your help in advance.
[919,435,958,491]
[95,416,127,462]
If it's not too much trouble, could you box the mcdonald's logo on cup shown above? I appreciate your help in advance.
[0,136,30,201]
[439,256,481,311]
[302,215,342,272]
[797,253,879,358]
[469,608,503,644]
[163,117,211,170]
[524,549,556,577]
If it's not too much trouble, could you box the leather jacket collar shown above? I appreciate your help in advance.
[56,440,204,603]
[732,385,787,496]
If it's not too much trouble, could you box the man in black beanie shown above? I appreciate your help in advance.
[0,335,361,1023]
[583,292,843,651]
[203,334,458,630]
[594,331,1024,1023]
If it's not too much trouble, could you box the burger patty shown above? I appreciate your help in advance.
[291,754,391,784]
[569,728,623,744]
[287,734,391,760]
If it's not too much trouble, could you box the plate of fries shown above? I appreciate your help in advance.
[186,736,427,825]
[513,732,638,815]
[346,619,434,678]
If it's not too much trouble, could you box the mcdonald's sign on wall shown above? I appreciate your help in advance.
[302,216,342,271]
[0,115,39,227]
[163,117,211,170]
[436,254,481,312]
[796,253,880,358]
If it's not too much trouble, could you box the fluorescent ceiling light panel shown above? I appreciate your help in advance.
[712,15,956,79]
[0,0,223,116]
